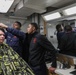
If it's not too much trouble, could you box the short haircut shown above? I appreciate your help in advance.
[15,21,22,27]
[56,24,61,31]
[0,28,5,33]
[64,25,72,32]
[30,23,39,30]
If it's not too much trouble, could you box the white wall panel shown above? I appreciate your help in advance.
[46,24,58,49]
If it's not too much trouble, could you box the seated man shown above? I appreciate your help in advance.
[0,28,35,75]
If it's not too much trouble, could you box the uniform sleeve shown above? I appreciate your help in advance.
[6,27,26,40]
[5,32,7,39]
[37,35,56,52]
[37,35,57,68]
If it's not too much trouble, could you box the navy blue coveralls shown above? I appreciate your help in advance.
[5,31,23,56]
[56,31,64,49]
[6,28,57,75]
[6,28,31,63]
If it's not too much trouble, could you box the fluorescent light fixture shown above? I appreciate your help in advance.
[0,0,14,13]
[44,12,61,21]
[64,6,76,15]
[9,16,27,20]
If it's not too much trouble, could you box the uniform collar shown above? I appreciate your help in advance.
[31,31,38,37]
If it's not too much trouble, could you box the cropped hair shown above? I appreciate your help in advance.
[30,23,39,30]
[15,21,22,27]
[64,25,72,32]
[56,24,62,31]
[0,28,5,33]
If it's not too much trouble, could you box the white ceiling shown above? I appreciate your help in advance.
[1,0,76,18]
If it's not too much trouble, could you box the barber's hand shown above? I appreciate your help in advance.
[0,23,8,28]
[48,67,56,73]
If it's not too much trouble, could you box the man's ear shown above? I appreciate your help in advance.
[33,27,36,31]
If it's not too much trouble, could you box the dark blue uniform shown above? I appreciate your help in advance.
[59,31,76,56]
[6,28,57,75]
[5,31,23,56]
[6,28,30,63]
[57,31,64,49]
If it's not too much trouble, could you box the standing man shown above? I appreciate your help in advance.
[5,21,22,56]
[59,25,76,56]
[56,24,64,49]
[0,23,57,75]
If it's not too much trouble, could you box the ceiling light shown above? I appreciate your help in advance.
[0,0,14,13]
[64,6,76,15]
[43,12,61,21]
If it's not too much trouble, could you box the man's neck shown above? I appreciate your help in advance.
[31,30,36,34]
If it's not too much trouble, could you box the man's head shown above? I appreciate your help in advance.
[27,23,38,34]
[0,28,5,44]
[13,21,22,30]
[64,25,72,32]
[56,24,63,32]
